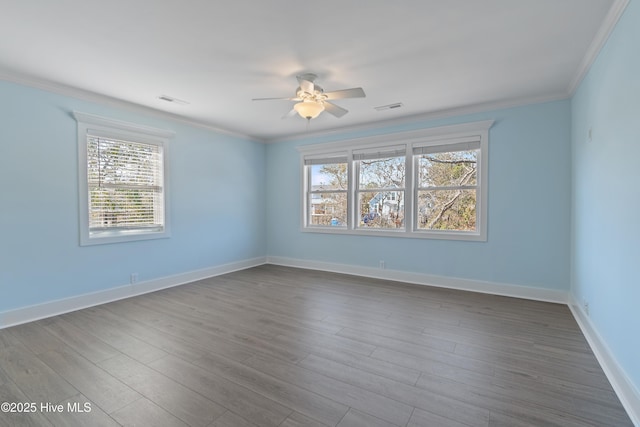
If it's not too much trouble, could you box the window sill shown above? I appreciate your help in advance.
[81,228,170,246]
[301,226,486,241]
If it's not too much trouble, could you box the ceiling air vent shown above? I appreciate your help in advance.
[158,95,189,105]
[374,103,403,111]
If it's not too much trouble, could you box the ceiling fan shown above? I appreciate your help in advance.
[252,73,366,120]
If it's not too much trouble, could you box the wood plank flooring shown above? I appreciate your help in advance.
[0,265,633,426]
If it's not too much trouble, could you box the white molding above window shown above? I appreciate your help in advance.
[72,112,176,139]
[74,111,173,246]
[298,120,493,241]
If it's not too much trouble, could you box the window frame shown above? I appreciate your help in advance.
[353,145,407,231]
[304,154,349,228]
[298,120,493,241]
[412,136,484,238]
[74,111,173,246]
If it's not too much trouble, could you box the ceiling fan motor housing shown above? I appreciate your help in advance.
[296,85,327,102]
[253,73,364,120]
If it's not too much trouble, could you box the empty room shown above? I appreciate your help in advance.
[0,1,638,426]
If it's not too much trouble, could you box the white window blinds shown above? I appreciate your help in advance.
[352,145,406,160]
[412,136,480,155]
[303,153,348,165]
[87,135,164,231]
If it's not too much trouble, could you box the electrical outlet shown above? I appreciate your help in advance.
[583,301,589,316]
[379,260,385,269]
[130,273,138,284]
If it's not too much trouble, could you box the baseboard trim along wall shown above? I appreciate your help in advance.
[270,256,638,424]
[0,256,567,329]
[569,296,640,427]
[0,257,267,330]
[266,256,568,304]
[2,256,636,426]
[0,255,569,329]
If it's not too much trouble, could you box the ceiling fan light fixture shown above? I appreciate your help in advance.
[253,73,365,121]
[294,100,324,119]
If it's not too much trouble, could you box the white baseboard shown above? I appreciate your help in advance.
[0,255,567,329]
[569,296,640,426]
[0,257,267,329]
[266,256,568,304]
[1,255,636,424]
[267,256,639,424]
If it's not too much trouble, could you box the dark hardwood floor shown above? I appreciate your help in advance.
[0,265,633,426]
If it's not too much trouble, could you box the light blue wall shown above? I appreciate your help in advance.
[571,0,640,395]
[1,6,636,400]
[0,80,266,312]
[1,4,636,402]
[266,100,572,291]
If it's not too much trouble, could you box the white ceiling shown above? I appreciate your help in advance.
[0,0,625,142]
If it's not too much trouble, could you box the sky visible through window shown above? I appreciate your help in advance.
[311,165,333,187]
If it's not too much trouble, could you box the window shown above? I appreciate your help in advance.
[414,138,480,232]
[74,112,173,245]
[354,146,406,230]
[304,154,348,227]
[299,120,492,241]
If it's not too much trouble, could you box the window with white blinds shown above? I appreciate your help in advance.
[75,112,173,245]
[87,136,164,232]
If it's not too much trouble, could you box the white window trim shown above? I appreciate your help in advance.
[304,152,349,230]
[298,120,493,241]
[74,111,174,246]
[354,146,407,231]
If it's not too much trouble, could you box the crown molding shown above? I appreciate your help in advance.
[266,91,569,144]
[4,64,567,145]
[0,69,263,143]
[567,0,630,95]
[4,0,627,151]
[0,66,573,146]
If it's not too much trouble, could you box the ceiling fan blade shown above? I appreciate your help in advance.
[282,108,298,119]
[323,101,348,118]
[324,87,366,100]
[252,97,299,101]
[297,74,315,95]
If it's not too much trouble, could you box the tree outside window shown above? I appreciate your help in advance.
[356,156,405,229]
[416,149,478,231]
[308,162,347,226]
